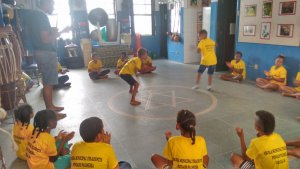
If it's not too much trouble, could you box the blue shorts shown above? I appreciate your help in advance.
[198,65,215,75]
[34,50,58,85]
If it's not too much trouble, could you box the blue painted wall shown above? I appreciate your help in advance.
[167,7,184,63]
[235,0,300,85]
[210,1,218,41]
[210,0,300,85]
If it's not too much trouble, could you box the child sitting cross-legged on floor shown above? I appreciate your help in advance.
[114,52,128,75]
[256,55,287,91]
[71,117,132,169]
[151,110,209,169]
[26,110,74,169]
[231,110,288,169]
[13,104,34,160]
[55,61,71,89]
[280,71,300,100]
[220,51,246,83]
[88,53,110,80]
[139,52,156,74]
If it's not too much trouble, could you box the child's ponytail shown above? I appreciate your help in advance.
[32,110,56,139]
[177,110,197,145]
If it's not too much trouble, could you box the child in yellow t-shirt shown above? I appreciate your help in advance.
[151,110,209,169]
[256,55,287,91]
[119,48,147,106]
[286,131,300,158]
[88,53,110,80]
[13,104,34,160]
[192,30,217,91]
[231,110,288,169]
[71,117,131,169]
[55,62,71,89]
[26,110,74,169]
[280,72,300,100]
[139,54,156,74]
[114,52,128,75]
[21,72,34,91]
[220,51,246,83]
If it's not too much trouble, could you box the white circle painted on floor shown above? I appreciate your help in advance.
[107,85,218,120]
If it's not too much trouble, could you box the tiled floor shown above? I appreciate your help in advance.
[1,60,300,169]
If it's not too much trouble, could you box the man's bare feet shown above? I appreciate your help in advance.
[130,100,141,106]
[48,106,64,112]
[129,89,138,94]
[56,112,66,120]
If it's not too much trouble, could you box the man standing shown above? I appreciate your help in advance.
[29,0,70,118]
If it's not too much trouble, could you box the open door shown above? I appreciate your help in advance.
[159,4,168,59]
[215,0,237,71]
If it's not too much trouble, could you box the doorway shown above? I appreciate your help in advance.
[159,4,168,59]
[215,0,238,71]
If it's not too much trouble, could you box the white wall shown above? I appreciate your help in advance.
[183,4,202,63]
[203,7,211,37]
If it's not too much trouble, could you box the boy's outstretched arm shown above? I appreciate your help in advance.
[236,127,248,159]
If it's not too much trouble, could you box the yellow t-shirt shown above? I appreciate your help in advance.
[26,132,57,169]
[119,57,142,75]
[269,66,287,85]
[13,122,34,160]
[231,59,246,79]
[57,62,62,72]
[246,133,289,169]
[197,38,217,66]
[116,58,126,69]
[163,136,207,169]
[71,142,118,169]
[88,60,103,72]
[141,56,153,65]
[295,72,300,92]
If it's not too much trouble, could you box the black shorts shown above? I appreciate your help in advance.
[240,160,255,169]
[198,65,215,75]
[120,74,138,86]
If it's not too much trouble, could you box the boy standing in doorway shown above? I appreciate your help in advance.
[192,30,217,91]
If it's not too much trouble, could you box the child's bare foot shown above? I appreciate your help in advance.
[130,100,141,106]
[296,95,300,100]
[100,75,108,79]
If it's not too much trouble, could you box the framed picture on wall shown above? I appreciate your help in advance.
[262,1,273,18]
[279,1,296,15]
[243,25,256,36]
[245,5,257,17]
[260,22,271,39]
[277,24,294,37]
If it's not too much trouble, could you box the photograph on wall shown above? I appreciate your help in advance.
[243,25,256,36]
[279,1,296,15]
[262,1,273,18]
[277,24,294,37]
[245,5,257,16]
[260,22,271,39]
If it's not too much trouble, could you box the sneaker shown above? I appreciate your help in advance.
[192,85,200,90]
[207,86,212,91]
